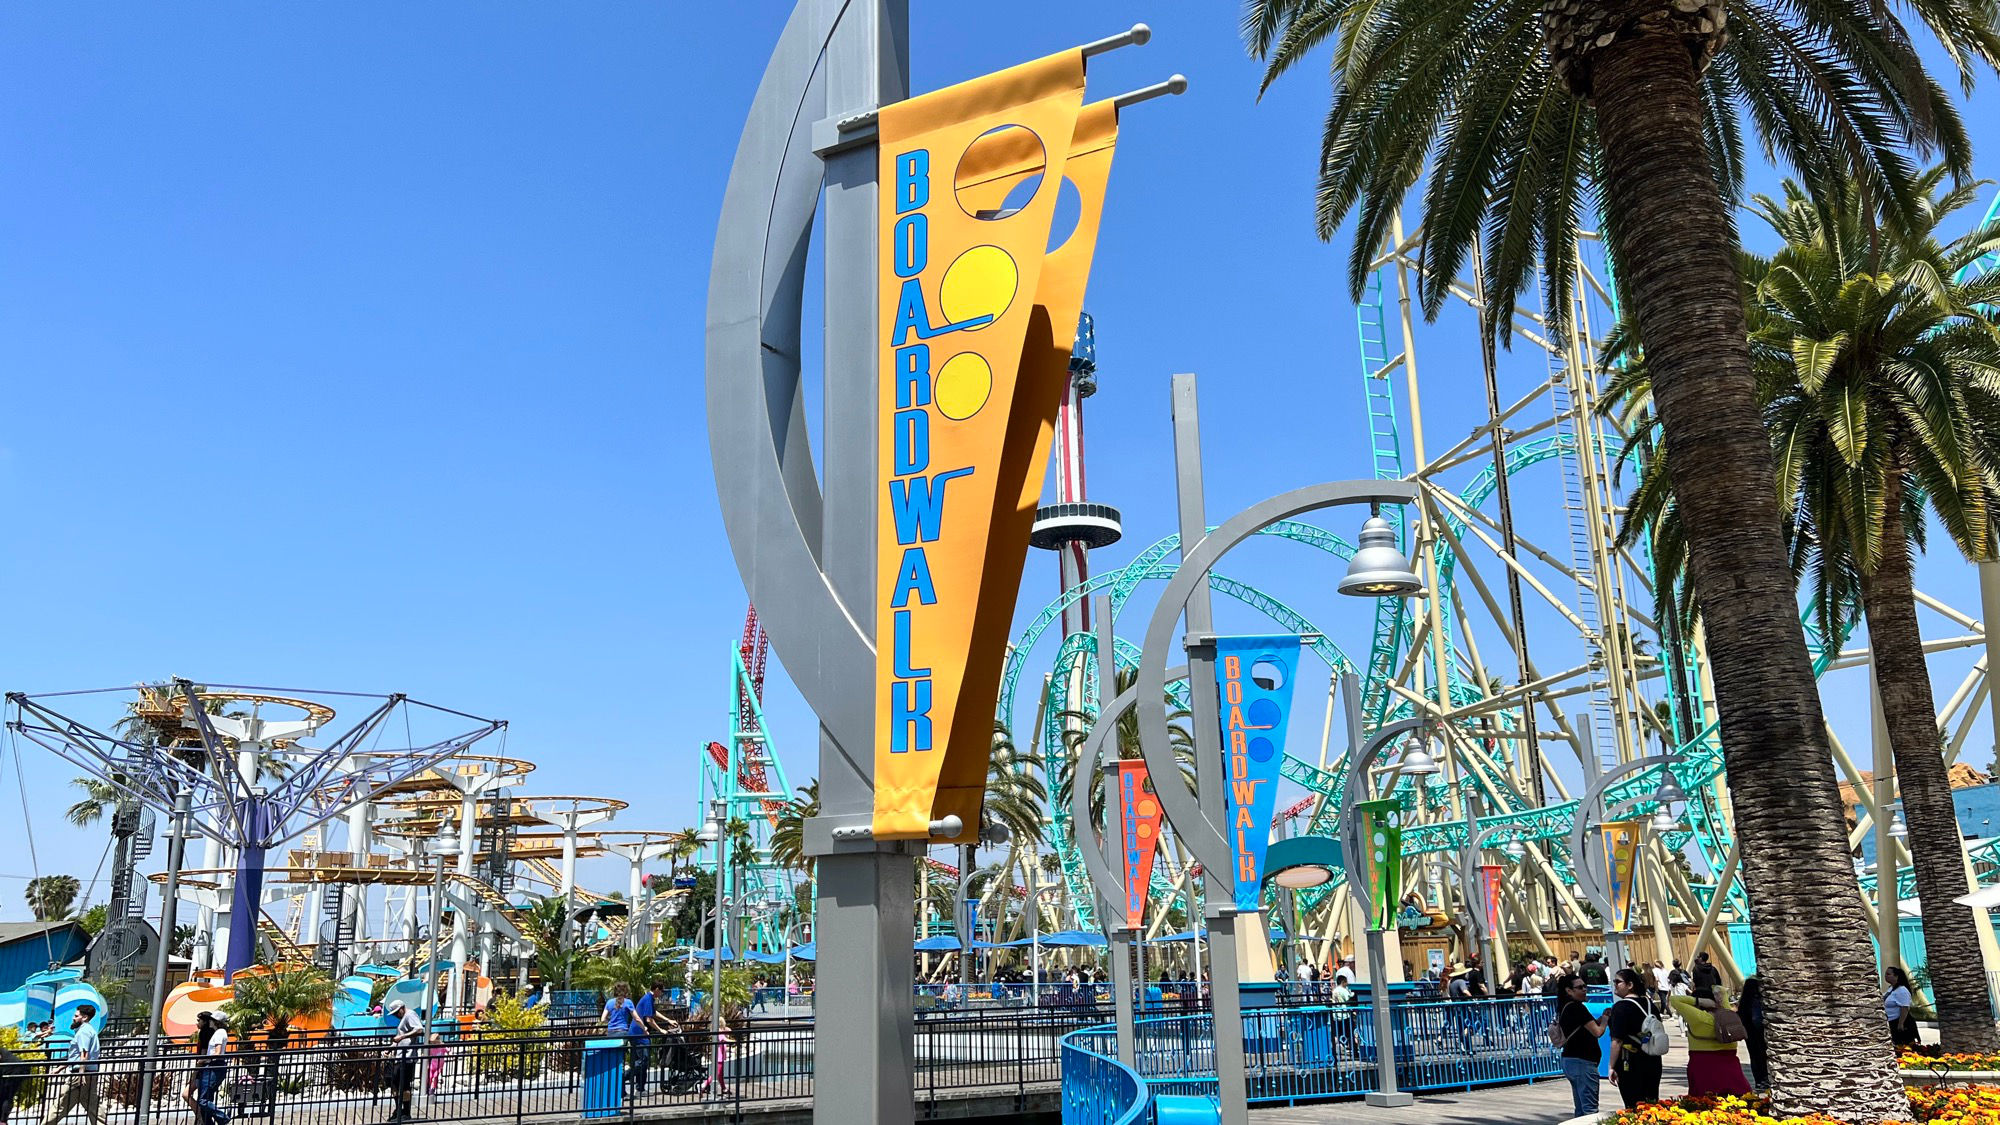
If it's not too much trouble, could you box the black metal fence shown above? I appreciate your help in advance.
[9,1005,1207,1124]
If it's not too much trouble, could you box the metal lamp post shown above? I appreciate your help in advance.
[1330,683,1437,1110]
[1052,395,1420,1125]
[134,791,193,1125]
[698,802,730,1093]
[425,823,460,1028]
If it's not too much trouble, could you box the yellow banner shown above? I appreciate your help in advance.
[872,51,1111,841]
[1599,820,1642,932]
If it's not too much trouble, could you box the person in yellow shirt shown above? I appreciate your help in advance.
[1669,991,1751,1096]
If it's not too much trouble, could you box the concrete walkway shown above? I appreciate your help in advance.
[1252,1045,1703,1125]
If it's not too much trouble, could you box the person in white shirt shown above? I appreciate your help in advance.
[388,1001,425,1122]
[190,1012,229,1125]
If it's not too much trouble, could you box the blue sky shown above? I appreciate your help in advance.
[2,3,1997,924]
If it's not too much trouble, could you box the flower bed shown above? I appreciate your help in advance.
[1603,1088,2000,1125]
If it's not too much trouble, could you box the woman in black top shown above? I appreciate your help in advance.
[1554,974,1605,1117]
[1606,968,1663,1108]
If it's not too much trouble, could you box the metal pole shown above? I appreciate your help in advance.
[812,3,915,1120]
[134,792,192,1125]
[426,849,447,1024]
[959,846,974,994]
[1167,372,1249,1125]
[1104,766,1136,1065]
[1338,674,1414,1108]
[1031,911,1040,1009]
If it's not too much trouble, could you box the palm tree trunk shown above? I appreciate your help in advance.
[1861,472,1999,1053]
[1584,12,1905,1118]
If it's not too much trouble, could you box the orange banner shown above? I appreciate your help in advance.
[872,49,1117,841]
[1117,760,1162,931]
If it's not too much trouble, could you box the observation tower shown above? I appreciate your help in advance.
[1030,313,1123,638]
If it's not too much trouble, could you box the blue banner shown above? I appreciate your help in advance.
[1214,635,1300,911]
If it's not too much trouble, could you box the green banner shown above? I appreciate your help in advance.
[1357,799,1403,931]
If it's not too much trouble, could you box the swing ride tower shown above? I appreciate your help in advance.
[7,679,505,974]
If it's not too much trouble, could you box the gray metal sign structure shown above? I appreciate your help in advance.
[705,3,913,1120]
[706,3,1175,1120]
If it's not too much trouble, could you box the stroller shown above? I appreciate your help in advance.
[655,1026,706,1096]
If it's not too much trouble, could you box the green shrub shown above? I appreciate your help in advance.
[476,994,551,1079]
[0,1027,48,1108]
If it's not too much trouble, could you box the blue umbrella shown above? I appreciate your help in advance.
[743,950,787,964]
[996,937,1035,948]
[913,935,962,952]
[1149,930,1209,943]
[1037,930,1110,948]
[789,943,816,961]
[685,946,738,961]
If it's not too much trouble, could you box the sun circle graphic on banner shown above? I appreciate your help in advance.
[935,353,992,420]
[1137,822,1156,841]
[939,245,1017,329]
[1248,737,1275,763]
[1138,798,1158,818]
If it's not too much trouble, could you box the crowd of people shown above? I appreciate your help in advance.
[1545,950,1792,1120]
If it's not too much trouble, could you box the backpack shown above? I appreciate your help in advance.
[1710,1007,1747,1043]
[1619,996,1671,1057]
[1548,1003,1581,1048]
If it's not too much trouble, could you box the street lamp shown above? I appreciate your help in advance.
[1504,839,1527,861]
[424,823,460,1033]
[1395,733,1442,778]
[1338,514,1425,597]
[1649,806,1679,834]
[1889,810,1910,839]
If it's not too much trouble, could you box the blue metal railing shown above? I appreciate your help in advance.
[1062,1026,1155,1125]
[1062,997,1563,1116]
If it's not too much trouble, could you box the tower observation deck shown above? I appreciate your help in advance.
[1032,313,1122,639]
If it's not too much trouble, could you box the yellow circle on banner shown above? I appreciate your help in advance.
[1137,823,1156,841]
[1138,799,1158,818]
[935,352,992,420]
[938,245,1017,328]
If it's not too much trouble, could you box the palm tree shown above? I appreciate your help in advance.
[1606,168,2000,1052]
[575,943,672,999]
[983,727,1046,850]
[768,780,819,880]
[1055,667,1199,832]
[665,827,704,885]
[64,779,121,829]
[24,876,79,921]
[222,965,335,1042]
[1243,1,1995,1114]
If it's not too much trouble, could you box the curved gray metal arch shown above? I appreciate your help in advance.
[704,0,873,752]
[1068,668,1189,935]
[1133,480,1420,884]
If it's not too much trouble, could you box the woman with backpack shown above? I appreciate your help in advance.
[1551,974,1606,1116]
[1605,968,1666,1107]
[1669,989,1752,1096]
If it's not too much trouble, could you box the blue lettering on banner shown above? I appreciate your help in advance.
[884,147,979,757]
